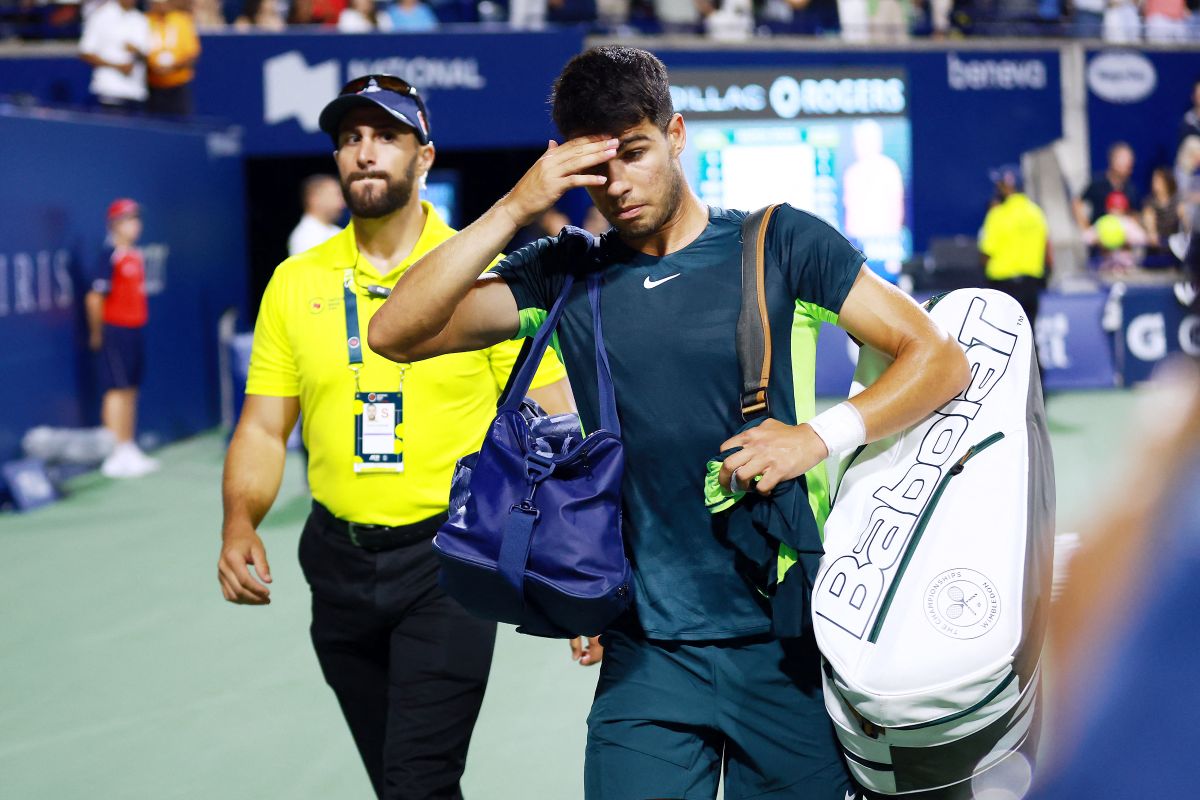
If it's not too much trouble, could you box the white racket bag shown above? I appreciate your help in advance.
[812,289,1055,797]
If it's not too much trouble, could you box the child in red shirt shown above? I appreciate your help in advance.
[86,198,159,478]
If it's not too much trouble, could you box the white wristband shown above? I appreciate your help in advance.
[805,401,866,457]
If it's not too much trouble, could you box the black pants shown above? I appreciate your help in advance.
[147,83,193,117]
[298,506,497,799]
[988,276,1045,385]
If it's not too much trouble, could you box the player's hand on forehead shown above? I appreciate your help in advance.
[548,134,621,170]
[498,135,619,228]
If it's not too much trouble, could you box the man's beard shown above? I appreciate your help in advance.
[612,162,685,239]
[341,157,417,219]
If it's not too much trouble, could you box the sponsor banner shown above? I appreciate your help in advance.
[200,30,585,155]
[1035,290,1116,390]
[1117,284,1200,385]
[653,48,1061,254]
[670,68,907,121]
[1085,49,1196,197]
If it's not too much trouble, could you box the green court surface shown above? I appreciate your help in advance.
[0,389,1135,799]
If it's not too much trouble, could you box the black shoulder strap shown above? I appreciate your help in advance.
[736,205,779,421]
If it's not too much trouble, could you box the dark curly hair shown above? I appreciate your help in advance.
[551,46,674,139]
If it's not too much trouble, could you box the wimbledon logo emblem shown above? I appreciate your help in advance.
[924,568,1001,640]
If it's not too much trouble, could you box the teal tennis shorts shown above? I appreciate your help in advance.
[585,628,855,799]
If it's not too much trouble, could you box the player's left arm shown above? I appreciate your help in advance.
[835,267,971,440]
[720,267,969,493]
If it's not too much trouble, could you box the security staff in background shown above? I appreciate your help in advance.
[979,164,1049,377]
[216,76,574,800]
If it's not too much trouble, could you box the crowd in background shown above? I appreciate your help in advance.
[1071,86,1200,274]
[3,0,1199,41]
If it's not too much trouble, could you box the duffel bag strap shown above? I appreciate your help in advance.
[589,275,621,436]
[497,498,540,610]
[498,272,578,413]
[736,204,780,421]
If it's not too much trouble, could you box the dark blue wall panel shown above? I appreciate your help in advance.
[0,111,247,462]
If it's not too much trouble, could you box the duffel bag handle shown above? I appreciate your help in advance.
[496,275,617,609]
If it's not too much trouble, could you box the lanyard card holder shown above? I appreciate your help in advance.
[354,390,404,473]
[344,268,405,473]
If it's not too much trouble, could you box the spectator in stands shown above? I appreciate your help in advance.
[1144,0,1190,40]
[191,0,227,29]
[508,0,549,28]
[978,165,1049,373]
[145,0,200,117]
[79,0,150,113]
[234,0,286,29]
[763,0,841,36]
[1143,166,1183,263]
[309,0,347,24]
[1102,0,1141,41]
[288,0,316,23]
[1070,0,1106,36]
[548,0,598,22]
[838,0,908,41]
[1084,192,1148,272]
[1178,136,1200,257]
[1074,141,1141,229]
[288,174,345,256]
[1180,79,1200,149]
[87,199,159,479]
[698,0,754,38]
[339,0,385,29]
[381,0,438,28]
[654,0,701,32]
[595,0,632,26]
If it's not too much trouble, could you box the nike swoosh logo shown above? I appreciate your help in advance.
[643,274,681,289]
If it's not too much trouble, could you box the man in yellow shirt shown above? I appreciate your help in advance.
[217,76,572,800]
[979,164,1050,374]
[146,0,200,116]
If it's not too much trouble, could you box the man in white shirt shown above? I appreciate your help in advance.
[79,0,151,110]
[287,174,346,256]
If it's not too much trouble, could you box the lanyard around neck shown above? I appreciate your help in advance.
[342,268,364,368]
[343,267,406,392]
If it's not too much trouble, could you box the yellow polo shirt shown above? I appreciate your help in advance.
[979,193,1048,281]
[246,203,566,526]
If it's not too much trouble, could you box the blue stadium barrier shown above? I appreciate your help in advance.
[815,289,1121,396]
[0,109,248,465]
[1116,284,1200,385]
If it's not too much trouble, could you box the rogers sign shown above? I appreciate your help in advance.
[669,68,907,120]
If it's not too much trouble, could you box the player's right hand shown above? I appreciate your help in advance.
[500,136,618,228]
[117,62,135,77]
[218,524,273,605]
[89,332,102,352]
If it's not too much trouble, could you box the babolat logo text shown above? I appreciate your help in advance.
[946,53,1048,91]
[815,297,1018,639]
